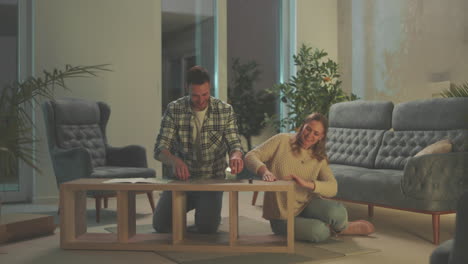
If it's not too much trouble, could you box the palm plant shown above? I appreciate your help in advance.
[440,82,468,98]
[0,64,111,180]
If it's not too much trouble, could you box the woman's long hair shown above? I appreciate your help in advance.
[291,113,329,161]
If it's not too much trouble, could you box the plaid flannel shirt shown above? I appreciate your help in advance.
[154,96,243,179]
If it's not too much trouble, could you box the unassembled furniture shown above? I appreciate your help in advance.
[60,178,295,253]
[43,98,156,222]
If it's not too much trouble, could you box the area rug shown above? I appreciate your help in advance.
[105,216,379,263]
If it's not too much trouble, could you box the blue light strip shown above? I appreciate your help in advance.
[278,0,296,132]
[213,0,219,98]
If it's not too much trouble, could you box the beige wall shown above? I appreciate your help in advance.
[296,0,338,61]
[298,0,468,103]
[338,0,468,103]
[34,0,162,201]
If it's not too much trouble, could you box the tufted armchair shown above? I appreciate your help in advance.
[42,98,156,222]
[430,191,468,264]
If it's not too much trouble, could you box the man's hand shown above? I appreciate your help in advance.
[262,170,277,182]
[172,157,190,181]
[229,151,244,174]
[159,149,190,181]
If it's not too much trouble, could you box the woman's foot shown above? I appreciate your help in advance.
[339,220,375,235]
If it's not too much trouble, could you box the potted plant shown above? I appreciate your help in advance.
[227,58,274,180]
[265,44,357,131]
[228,58,274,151]
[0,64,110,210]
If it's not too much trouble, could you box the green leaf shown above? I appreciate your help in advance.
[0,64,112,180]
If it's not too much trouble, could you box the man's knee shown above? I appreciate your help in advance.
[153,191,173,233]
[153,213,172,233]
[193,191,223,233]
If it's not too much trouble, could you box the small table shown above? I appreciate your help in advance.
[60,178,295,253]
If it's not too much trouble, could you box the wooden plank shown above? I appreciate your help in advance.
[75,191,87,237]
[63,178,294,192]
[287,187,295,253]
[0,214,55,243]
[63,234,289,253]
[117,191,136,242]
[229,191,239,246]
[60,187,86,246]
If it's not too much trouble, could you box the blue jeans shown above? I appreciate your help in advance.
[270,198,348,242]
[152,191,223,234]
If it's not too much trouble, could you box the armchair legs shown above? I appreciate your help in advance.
[432,214,440,245]
[147,192,155,212]
[368,205,374,217]
[252,191,259,206]
[95,197,102,223]
[93,192,155,223]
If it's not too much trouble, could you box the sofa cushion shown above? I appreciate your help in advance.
[414,139,452,157]
[327,128,385,168]
[375,130,468,170]
[392,97,468,131]
[329,100,393,129]
[330,164,457,211]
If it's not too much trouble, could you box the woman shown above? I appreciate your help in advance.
[245,113,374,242]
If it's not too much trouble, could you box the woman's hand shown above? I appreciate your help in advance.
[262,170,277,182]
[289,174,315,190]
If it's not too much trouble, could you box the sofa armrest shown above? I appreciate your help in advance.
[51,147,93,186]
[106,145,148,168]
[450,191,468,264]
[401,152,468,201]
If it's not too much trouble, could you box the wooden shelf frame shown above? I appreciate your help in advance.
[60,178,295,253]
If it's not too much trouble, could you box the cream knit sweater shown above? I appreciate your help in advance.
[245,133,337,220]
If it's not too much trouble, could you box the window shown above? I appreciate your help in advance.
[161,0,216,113]
[0,0,33,202]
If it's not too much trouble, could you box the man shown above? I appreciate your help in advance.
[153,66,244,234]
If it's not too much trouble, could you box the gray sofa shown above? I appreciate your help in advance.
[326,97,468,244]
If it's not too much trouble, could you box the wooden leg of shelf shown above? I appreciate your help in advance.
[117,191,136,242]
[172,191,186,243]
[286,189,295,253]
[229,191,239,246]
[60,189,86,247]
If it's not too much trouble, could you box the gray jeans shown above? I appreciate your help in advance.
[152,191,223,234]
[270,198,348,242]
